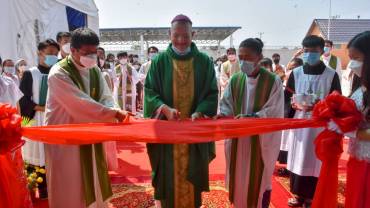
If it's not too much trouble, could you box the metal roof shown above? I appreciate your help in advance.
[308,19,370,43]
[99,27,241,45]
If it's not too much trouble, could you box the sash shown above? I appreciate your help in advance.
[58,57,112,206]
[228,68,275,206]
[38,75,48,106]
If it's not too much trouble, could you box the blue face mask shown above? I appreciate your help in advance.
[44,55,59,67]
[302,52,321,66]
[323,47,331,54]
[240,60,256,76]
[172,45,191,56]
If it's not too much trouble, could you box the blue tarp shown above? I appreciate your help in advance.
[66,6,87,31]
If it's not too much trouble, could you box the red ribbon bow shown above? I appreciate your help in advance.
[312,91,363,208]
[0,104,23,154]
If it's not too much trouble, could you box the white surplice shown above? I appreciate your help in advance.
[220,74,284,208]
[44,56,118,208]
[22,67,48,166]
[0,75,23,107]
[113,64,139,113]
[287,66,336,177]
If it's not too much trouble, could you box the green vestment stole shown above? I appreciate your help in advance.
[39,74,48,106]
[228,68,276,207]
[58,57,113,206]
[144,43,219,208]
[321,55,338,69]
[329,55,338,70]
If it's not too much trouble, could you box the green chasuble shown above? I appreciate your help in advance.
[321,55,338,70]
[228,68,276,207]
[58,57,113,206]
[144,42,219,208]
[329,55,338,70]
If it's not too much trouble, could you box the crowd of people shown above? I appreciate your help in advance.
[1,13,370,208]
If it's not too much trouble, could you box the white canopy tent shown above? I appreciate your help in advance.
[0,0,99,67]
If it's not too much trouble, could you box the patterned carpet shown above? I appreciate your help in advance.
[273,167,347,208]
[33,141,350,208]
[110,181,231,208]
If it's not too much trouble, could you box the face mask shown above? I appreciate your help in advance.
[348,60,363,77]
[172,45,191,56]
[3,66,15,75]
[240,60,256,76]
[44,55,59,67]
[99,59,105,67]
[228,54,236,62]
[119,58,128,65]
[62,43,71,54]
[217,61,222,65]
[80,54,97,69]
[148,52,158,60]
[323,47,331,55]
[302,52,321,66]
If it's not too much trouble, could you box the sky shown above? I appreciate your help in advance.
[95,0,370,47]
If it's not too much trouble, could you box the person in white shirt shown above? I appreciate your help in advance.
[322,40,342,79]
[220,48,240,97]
[2,59,19,86]
[56,32,72,60]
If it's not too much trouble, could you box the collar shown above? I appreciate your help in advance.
[167,42,198,60]
[303,61,326,75]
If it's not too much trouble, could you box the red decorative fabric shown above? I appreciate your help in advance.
[0,92,363,207]
[0,104,24,154]
[312,92,362,208]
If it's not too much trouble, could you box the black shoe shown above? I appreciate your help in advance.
[303,199,312,208]
[277,168,290,177]
[288,197,304,207]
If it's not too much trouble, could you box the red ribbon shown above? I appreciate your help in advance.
[0,92,363,206]
[0,104,29,207]
[0,104,24,154]
[311,92,363,208]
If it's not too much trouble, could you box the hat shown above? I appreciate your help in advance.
[171,14,192,25]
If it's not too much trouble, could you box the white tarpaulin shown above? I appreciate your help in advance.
[0,0,99,67]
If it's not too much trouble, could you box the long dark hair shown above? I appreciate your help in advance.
[348,31,370,117]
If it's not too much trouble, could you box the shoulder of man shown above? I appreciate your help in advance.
[147,51,170,71]
[27,66,39,72]
[262,67,280,81]
[195,50,212,61]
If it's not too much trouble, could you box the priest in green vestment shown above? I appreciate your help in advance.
[44,28,128,208]
[144,14,219,208]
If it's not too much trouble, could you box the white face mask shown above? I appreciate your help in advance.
[348,60,363,77]
[62,43,71,54]
[3,66,15,75]
[119,58,128,65]
[240,60,256,76]
[148,52,158,60]
[80,54,97,69]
